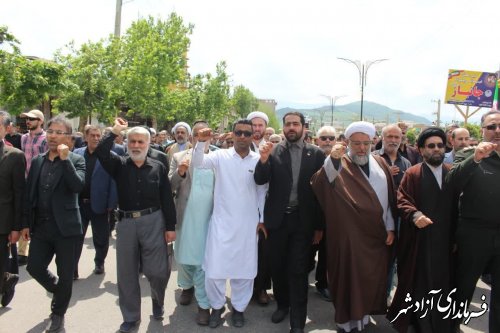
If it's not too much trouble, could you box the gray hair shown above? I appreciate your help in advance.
[381,124,402,137]
[47,115,72,134]
[127,126,151,143]
[316,125,336,137]
[0,111,12,127]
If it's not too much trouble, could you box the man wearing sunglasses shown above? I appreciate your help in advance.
[18,110,48,267]
[388,127,455,332]
[310,126,337,303]
[191,119,267,329]
[447,109,500,333]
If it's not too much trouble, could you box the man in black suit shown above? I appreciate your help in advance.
[22,115,85,333]
[254,112,325,333]
[0,111,25,307]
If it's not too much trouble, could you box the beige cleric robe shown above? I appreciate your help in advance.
[311,154,397,325]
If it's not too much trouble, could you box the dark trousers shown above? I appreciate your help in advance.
[309,236,327,290]
[254,232,272,292]
[269,211,312,329]
[0,235,7,292]
[455,224,500,333]
[27,221,78,316]
[74,201,110,269]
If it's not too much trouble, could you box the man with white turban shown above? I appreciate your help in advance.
[166,122,193,162]
[311,121,397,333]
[247,111,269,151]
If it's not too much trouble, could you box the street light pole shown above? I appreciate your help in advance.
[321,94,346,125]
[338,58,388,121]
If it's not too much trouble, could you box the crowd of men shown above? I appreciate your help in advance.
[0,107,499,333]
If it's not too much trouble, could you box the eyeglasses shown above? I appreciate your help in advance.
[319,136,336,141]
[350,141,372,147]
[46,129,70,136]
[233,130,252,138]
[425,142,445,149]
[26,117,39,121]
[483,124,500,131]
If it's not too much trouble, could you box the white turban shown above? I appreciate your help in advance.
[172,122,192,135]
[247,111,269,124]
[344,121,376,139]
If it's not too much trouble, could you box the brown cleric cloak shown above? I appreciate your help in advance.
[387,163,455,333]
[311,154,397,324]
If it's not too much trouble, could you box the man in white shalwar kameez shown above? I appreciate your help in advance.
[191,119,267,329]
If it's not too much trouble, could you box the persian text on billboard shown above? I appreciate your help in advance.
[445,70,497,108]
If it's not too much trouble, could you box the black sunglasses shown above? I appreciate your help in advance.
[319,136,335,141]
[425,142,445,149]
[483,124,500,131]
[233,130,252,138]
[27,117,39,121]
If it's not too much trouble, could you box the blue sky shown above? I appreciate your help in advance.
[2,0,499,124]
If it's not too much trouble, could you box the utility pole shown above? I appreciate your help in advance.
[114,0,123,37]
[431,99,441,127]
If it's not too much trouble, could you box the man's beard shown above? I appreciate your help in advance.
[349,151,369,166]
[176,137,186,145]
[129,149,148,162]
[383,142,400,154]
[253,131,263,141]
[284,129,303,143]
[425,153,444,166]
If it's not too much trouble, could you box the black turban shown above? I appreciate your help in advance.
[417,127,447,148]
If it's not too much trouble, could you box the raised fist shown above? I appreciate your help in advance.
[57,144,69,160]
[113,118,128,135]
[330,143,346,160]
[259,141,274,163]
[197,128,212,142]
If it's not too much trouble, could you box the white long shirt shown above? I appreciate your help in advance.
[191,142,267,279]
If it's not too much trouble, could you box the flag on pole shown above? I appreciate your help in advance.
[494,76,500,110]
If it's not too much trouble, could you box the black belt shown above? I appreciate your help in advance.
[118,207,160,219]
[284,206,299,214]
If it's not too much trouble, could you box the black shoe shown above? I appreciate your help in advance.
[93,265,105,275]
[231,309,245,327]
[179,287,194,305]
[73,270,79,281]
[119,320,140,333]
[290,329,304,333]
[46,314,64,333]
[317,288,332,302]
[271,308,289,323]
[152,299,164,320]
[1,273,19,307]
[17,255,28,266]
[209,306,225,328]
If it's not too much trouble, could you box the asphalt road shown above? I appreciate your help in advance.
[0,231,489,332]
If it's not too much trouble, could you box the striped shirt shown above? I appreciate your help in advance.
[21,130,48,177]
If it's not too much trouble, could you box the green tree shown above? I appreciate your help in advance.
[0,26,66,115]
[231,85,259,118]
[119,14,193,122]
[54,39,121,129]
[464,123,481,140]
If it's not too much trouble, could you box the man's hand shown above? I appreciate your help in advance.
[474,142,497,162]
[330,143,346,160]
[256,222,268,239]
[57,144,70,160]
[386,230,395,245]
[197,128,212,142]
[21,228,30,241]
[390,165,400,176]
[259,142,274,163]
[8,231,20,244]
[312,230,323,245]
[178,159,190,177]
[112,117,128,135]
[415,215,433,229]
[165,231,176,243]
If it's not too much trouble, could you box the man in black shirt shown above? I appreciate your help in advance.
[95,118,176,333]
[22,116,85,333]
[73,125,118,278]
